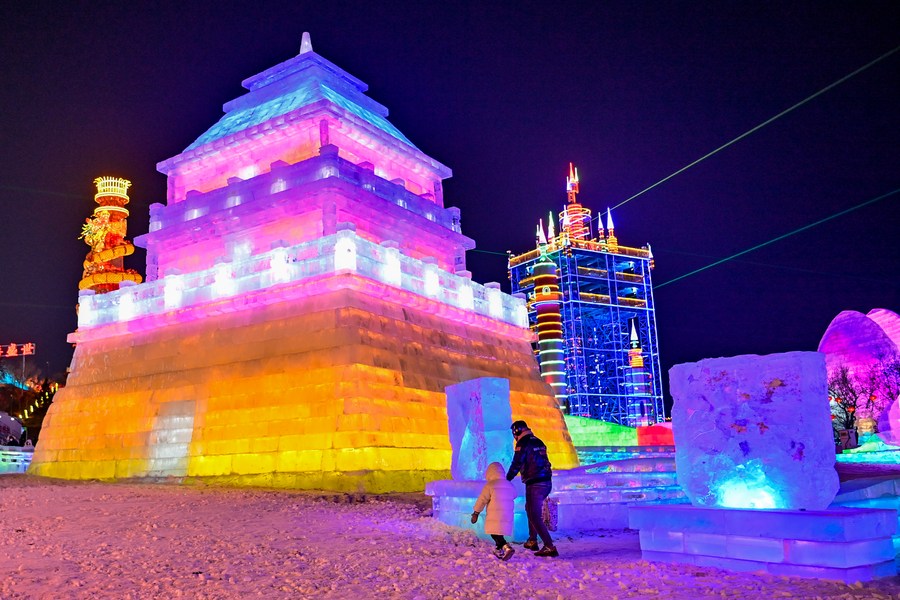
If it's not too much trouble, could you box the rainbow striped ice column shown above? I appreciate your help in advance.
[30,34,577,491]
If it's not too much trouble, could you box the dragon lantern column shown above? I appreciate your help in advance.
[79,176,142,294]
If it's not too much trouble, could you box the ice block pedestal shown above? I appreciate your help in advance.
[428,378,527,540]
[629,351,897,581]
[629,504,897,582]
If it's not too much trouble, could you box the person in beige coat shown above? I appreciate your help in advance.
[471,461,518,560]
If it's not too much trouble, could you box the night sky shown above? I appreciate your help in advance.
[1,2,898,403]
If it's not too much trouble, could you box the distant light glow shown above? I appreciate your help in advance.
[458,284,474,310]
[514,304,528,328]
[164,276,183,309]
[238,165,258,180]
[487,286,503,318]
[382,248,402,287]
[79,296,95,326]
[424,265,439,297]
[118,292,136,321]
[271,179,287,194]
[213,264,235,298]
[270,248,291,283]
[232,241,252,262]
[334,237,357,271]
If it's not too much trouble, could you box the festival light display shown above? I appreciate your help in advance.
[31,33,578,490]
[78,177,142,293]
[1,343,36,357]
[531,218,567,406]
[509,165,664,426]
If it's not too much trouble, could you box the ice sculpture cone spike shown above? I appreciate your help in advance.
[300,32,313,54]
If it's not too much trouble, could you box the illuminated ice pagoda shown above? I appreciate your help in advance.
[31,33,578,491]
[508,165,664,426]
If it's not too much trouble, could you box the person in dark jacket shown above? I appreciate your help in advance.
[505,420,558,557]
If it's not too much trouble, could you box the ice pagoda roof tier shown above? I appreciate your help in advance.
[135,149,474,278]
[158,37,451,206]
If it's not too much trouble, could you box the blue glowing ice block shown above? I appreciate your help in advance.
[669,351,839,510]
[445,377,514,481]
[629,504,897,582]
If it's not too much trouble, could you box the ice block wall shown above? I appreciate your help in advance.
[446,378,514,480]
[31,34,578,491]
[669,351,839,510]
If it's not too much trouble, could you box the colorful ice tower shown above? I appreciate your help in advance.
[509,165,664,426]
[31,33,578,491]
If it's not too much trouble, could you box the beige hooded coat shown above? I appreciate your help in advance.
[473,462,517,536]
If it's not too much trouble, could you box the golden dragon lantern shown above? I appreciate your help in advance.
[78,176,142,293]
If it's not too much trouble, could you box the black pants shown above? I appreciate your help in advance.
[490,534,507,549]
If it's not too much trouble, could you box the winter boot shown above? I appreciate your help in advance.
[498,544,515,561]
[535,545,559,557]
[523,539,539,551]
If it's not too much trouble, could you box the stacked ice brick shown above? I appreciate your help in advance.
[31,34,578,490]
[629,352,897,582]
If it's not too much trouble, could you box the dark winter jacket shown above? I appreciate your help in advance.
[506,431,552,485]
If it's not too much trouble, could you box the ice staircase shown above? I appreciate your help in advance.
[552,456,687,531]
[575,445,675,466]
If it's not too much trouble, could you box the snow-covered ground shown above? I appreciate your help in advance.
[2,475,898,599]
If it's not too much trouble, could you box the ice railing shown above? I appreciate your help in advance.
[78,229,528,330]
[0,446,33,475]
[150,151,462,235]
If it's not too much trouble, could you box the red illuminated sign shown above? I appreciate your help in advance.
[2,343,36,358]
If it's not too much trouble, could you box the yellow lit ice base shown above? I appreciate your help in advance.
[32,288,578,492]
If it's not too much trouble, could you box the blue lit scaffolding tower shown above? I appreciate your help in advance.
[508,165,664,426]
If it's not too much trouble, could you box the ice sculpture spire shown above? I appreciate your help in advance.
[605,206,618,249]
[566,162,579,195]
[536,219,547,246]
[300,31,313,54]
[547,211,555,239]
[561,163,590,241]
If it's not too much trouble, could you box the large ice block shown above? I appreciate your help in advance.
[669,351,839,510]
[445,378,514,480]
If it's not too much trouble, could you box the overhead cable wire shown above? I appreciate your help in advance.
[656,248,897,285]
[655,187,900,289]
[605,43,900,215]
[0,184,81,199]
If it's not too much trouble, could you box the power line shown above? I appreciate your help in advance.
[605,44,900,214]
[655,187,900,289]
[0,184,81,199]
[656,248,897,285]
